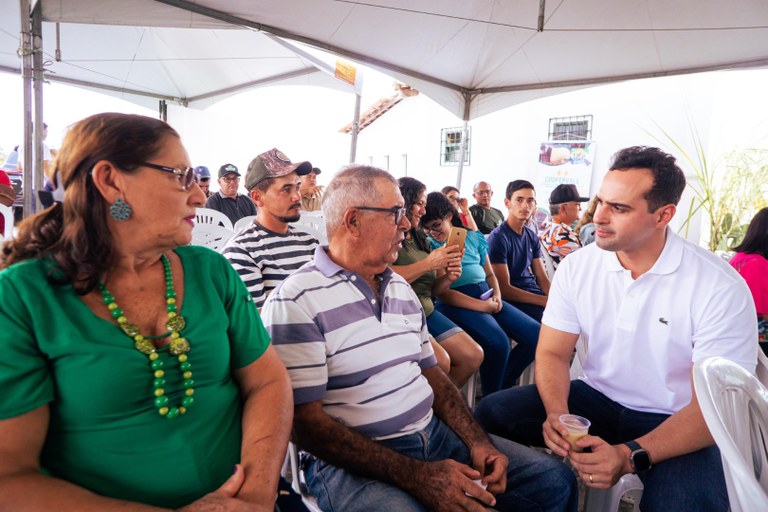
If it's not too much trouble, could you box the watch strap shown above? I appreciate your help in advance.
[623,440,652,473]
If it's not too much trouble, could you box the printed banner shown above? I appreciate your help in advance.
[536,141,595,212]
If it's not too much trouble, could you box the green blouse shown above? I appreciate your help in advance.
[0,245,270,508]
[394,236,436,316]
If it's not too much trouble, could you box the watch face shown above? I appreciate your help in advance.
[632,449,652,472]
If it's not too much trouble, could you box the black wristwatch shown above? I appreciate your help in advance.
[624,440,652,473]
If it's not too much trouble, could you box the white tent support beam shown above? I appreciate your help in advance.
[455,91,476,190]
[477,57,768,95]
[349,92,361,164]
[186,68,321,103]
[151,0,468,94]
[0,64,184,104]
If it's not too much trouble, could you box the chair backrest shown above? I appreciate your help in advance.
[757,350,768,388]
[292,213,328,245]
[190,223,234,252]
[233,215,256,232]
[195,207,234,230]
[539,240,556,279]
[0,204,12,238]
[693,356,768,511]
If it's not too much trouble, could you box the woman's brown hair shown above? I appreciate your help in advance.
[1,113,179,294]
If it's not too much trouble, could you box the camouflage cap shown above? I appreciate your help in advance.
[245,148,312,191]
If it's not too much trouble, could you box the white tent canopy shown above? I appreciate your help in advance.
[3,0,767,120]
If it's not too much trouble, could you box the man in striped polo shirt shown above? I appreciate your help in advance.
[263,166,577,512]
[223,148,316,308]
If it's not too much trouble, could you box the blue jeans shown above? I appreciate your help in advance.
[305,415,577,512]
[475,381,728,512]
[435,282,541,395]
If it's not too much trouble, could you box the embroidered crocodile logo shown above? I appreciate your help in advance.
[659,317,669,325]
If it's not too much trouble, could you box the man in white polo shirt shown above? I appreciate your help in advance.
[262,165,577,512]
[476,146,757,512]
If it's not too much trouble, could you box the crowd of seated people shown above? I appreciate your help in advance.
[0,113,762,512]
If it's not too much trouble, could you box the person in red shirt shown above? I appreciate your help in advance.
[0,169,15,237]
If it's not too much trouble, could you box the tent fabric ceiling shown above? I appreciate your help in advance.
[3,0,768,118]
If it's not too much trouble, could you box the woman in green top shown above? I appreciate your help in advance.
[392,177,483,387]
[0,113,292,510]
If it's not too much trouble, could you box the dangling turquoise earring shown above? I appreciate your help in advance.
[110,197,132,221]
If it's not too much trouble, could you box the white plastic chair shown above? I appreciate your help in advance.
[0,204,12,238]
[693,356,768,512]
[233,215,256,232]
[757,349,768,388]
[190,223,234,252]
[195,207,234,230]
[584,473,643,512]
[539,240,556,279]
[285,443,323,512]
[292,214,328,245]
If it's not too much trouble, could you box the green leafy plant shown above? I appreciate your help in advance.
[645,120,768,251]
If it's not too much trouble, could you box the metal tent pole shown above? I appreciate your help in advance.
[20,0,33,219]
[32,1,44,212]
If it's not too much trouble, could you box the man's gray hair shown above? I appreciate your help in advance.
[322,165,397,238]
[550,204,562,216]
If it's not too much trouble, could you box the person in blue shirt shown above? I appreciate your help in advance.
[421,191,540,395]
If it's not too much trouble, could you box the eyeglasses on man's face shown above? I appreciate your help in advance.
[220,175,240,184]
[141,162,196,191]
[354,205,407,225]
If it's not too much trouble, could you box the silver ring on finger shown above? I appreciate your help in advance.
[588,474,594,484]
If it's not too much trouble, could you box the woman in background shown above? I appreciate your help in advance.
[393,177,483,387]
[730,207,768,354]
[421,192,541,395]
[574,196,598,246]
[0,113,292,510]
[441,185,479,231]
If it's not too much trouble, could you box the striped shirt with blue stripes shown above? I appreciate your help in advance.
[263,246,437,440]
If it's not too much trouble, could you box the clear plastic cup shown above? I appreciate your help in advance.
[559,414,591,452]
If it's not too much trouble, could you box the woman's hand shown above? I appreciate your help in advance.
[426,244,463,272]
[458,197,470,213]
[178,464,269,511]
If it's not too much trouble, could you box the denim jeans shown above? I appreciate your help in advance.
[475,381,728,512]
[305,415,577,512]
[435,282,541,395]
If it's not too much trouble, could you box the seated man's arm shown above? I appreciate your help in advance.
[491,262,547,306]
[422,366,509,495]
[569,279,758,489]
[530,259,551,296]
[293,400,495,511]
[536,325,580,457]
[222,244,266,307]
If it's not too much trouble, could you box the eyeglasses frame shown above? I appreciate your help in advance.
[141,162,196,191]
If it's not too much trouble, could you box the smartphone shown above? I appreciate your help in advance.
[446,226,466,253]
[479,288,494,300]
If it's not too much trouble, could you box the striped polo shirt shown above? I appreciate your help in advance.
[263,246,437,440]
[222,221,318,308]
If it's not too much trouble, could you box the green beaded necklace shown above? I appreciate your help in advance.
[98,254,194,419]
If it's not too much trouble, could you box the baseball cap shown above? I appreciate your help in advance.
[245,148,312,191]
[549,184,589,205]
[218,163,240,178]
[194,166,211,180]
[311,167,322,175]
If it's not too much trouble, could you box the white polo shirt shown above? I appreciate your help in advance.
[543,228,757,415]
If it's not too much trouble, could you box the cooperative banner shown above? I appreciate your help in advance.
[536,141,595,213]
